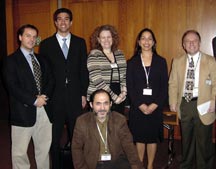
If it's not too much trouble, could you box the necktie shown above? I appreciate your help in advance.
[30,54,41,94]
[62,38,68,59]
[184,57,195,102]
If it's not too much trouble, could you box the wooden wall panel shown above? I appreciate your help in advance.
[6,0,57,54]
[6,0,216,140]
[68,0,119,51]
[7,0,216,63]
[6,0,14,55]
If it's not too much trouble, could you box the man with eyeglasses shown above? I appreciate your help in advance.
[169,30,216,169]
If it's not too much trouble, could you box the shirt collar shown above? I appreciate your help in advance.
[188,51,200,60]
[56,33,71,41]
[20,47,34,57]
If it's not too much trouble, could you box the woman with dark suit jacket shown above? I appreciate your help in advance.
[126,28,168,169]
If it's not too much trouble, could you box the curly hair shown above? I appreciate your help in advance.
[90,25,119,51]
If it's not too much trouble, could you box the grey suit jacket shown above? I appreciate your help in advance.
[169,52,216,125]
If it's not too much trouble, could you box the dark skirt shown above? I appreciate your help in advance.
[110,82,125,114]
[129,107,164,143]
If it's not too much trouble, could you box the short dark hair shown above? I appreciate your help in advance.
[53,8,73,21]
[17,24,38,46]
[90,89,112,103]
[182,29,201,46]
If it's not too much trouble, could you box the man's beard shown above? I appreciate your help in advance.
[93,109,110,116]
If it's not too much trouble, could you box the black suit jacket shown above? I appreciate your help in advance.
[3,49,54,127]
[212,36,216,57]
[39,33,88,117]
[126,54,168,109]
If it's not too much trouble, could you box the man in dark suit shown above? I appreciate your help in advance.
[212,36,216,57]
[3,24,54,169]
[39,8,89,169]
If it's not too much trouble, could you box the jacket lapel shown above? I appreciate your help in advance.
[90,113,100,144]
[17,50,36,83]
[52,35,67,61]
[179,55,187,95]
[198,53,208,101]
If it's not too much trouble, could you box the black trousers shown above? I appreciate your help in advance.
[96,156,131,169]
[96,161,112,169]
[51,88,80,169]
[179,98,215,169]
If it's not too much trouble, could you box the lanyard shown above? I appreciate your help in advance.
[109,53,121,84]
[187,53,200,72]
[140,54,151,87]
[96,123,108,153]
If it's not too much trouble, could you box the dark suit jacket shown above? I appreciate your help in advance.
[72,111,143,169]
[3,49,54,127]
[39,33,88,117]
[212,36,216,57]
[126,54,168,110]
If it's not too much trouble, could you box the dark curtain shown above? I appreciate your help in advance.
[0,0,9,120]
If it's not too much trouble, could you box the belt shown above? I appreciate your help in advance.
[182,97,198,101]
[191,97,198,101]
[97,161,111,165]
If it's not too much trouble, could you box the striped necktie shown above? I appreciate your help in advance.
[30,54,41,94]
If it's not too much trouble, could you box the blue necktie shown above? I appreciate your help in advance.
[62,38,68,59]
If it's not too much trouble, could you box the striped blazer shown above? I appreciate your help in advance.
[87,49,127,101]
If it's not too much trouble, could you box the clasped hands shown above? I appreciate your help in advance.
[35,94,49,107]
[115,91,127,104]
[139,103,158,115]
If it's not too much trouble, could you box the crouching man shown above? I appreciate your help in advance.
[72,89,143,169]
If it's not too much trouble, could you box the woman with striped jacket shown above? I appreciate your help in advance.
[87,24,127,114]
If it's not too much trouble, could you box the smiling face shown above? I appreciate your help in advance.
[90,91,112,122]
[183,32,200,56]
[138,31,155,52]
[55,12,72,36]
[97,30,113,51]
[19,28,37,52]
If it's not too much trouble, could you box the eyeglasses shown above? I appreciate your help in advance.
[184,39,199,44]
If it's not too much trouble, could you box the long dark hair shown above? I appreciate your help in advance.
[133,28,157,56]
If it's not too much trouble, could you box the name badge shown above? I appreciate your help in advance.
[143,88,152,95]
[193,88,198,96]
[205,79,211,85]
[101,154,111,161]
[110,63,118,68]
